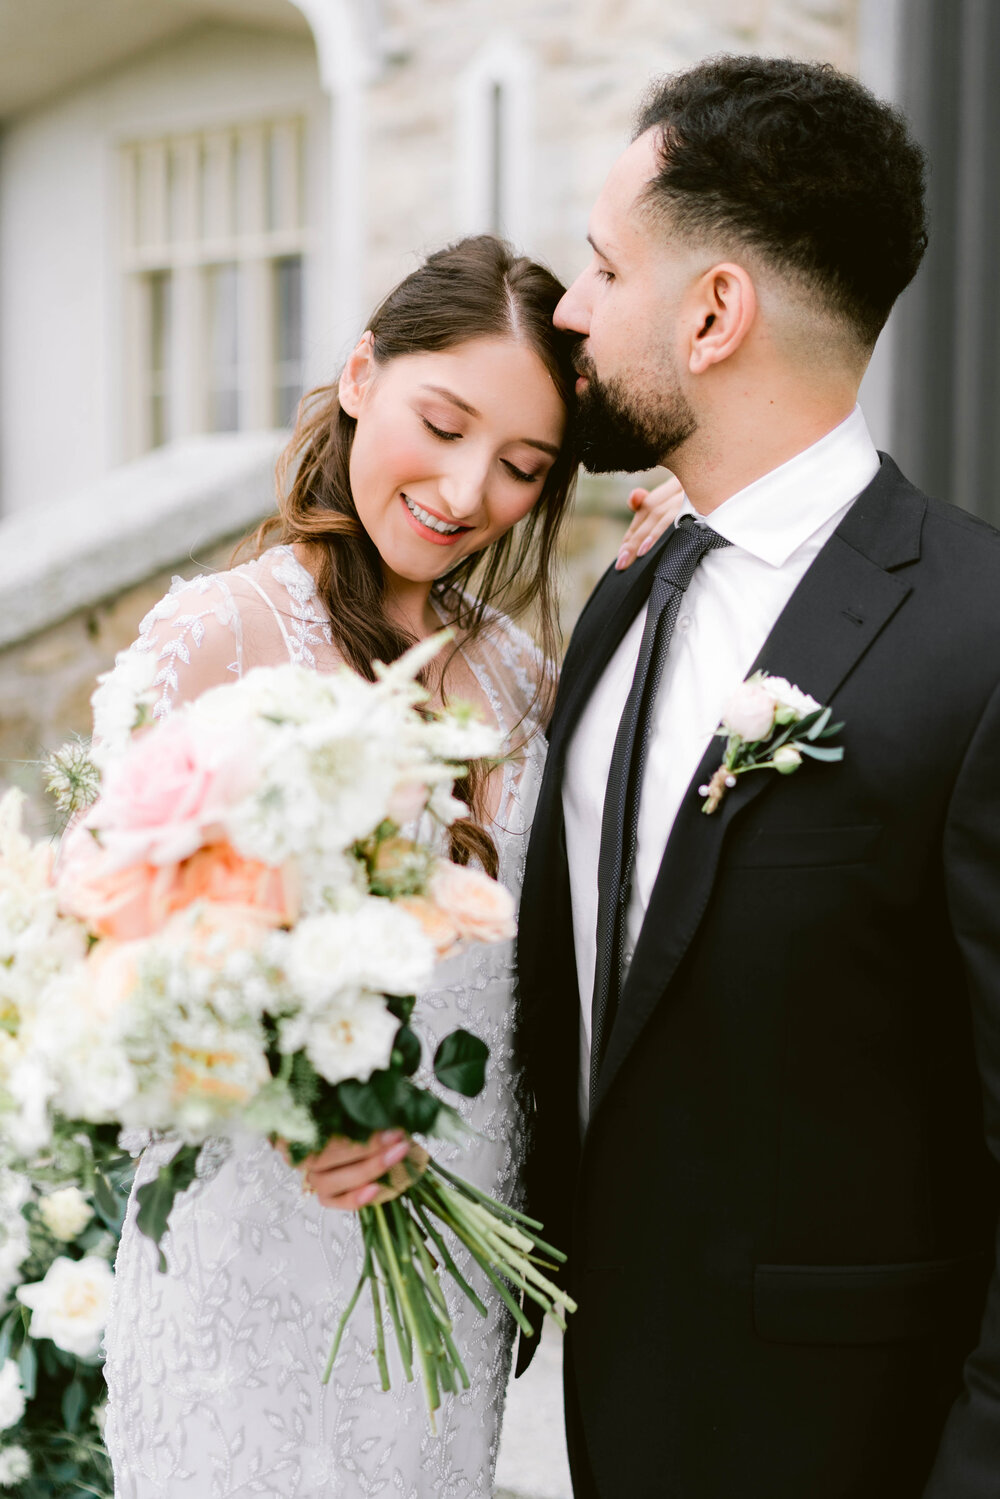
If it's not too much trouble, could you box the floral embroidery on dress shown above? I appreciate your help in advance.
[101,547,549,1499]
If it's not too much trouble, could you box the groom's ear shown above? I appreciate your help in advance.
[685,263,757,375]
[338,332,378,417]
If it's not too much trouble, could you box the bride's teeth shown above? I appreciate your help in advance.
[402,494,463,535]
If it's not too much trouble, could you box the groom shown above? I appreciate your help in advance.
[517,55,1000,1499]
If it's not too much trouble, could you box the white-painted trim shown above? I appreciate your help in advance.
[455,34,537,248]
[857,0,905,452]
[288,0,374,353]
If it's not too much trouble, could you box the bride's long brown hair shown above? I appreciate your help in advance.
[255,236,579,872]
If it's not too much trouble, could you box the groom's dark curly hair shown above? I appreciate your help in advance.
[634,56,927,351]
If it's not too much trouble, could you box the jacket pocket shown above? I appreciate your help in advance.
[753,1253,990,1345]
[728,823,882,870]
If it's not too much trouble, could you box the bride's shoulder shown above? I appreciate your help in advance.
[462,596,556,726]
[109,545,329,722]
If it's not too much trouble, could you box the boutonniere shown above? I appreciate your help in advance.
[699,672,845,814]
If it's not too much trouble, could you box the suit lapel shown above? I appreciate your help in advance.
[590,459,925,1116]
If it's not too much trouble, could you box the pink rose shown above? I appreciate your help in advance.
[397,895,462,958]
[721,680,776,743]
[428,860,517,946]
[57,821,168,940]
[90,715,255,870]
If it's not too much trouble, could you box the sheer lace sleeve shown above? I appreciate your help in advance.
[133,574,244,718]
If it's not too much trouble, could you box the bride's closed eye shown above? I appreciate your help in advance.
[420,415,462,441]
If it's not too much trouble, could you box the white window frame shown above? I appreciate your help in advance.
[120,117,310,456]
[455,36,536,247]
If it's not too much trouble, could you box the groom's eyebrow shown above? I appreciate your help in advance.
[420,385,560,456]
[587,232,617,267]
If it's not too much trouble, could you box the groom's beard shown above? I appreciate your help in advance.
[574,353,697,474]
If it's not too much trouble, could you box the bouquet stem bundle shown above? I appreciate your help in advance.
[328,1159,576,1427]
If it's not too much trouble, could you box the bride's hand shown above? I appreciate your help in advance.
[615,473,686,570]
[295,1130,411,1210]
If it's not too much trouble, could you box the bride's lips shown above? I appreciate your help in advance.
[399,493,473,547]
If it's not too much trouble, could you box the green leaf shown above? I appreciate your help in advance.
[396,1083,440,1135]
[434,1030,489,1097]
[337,1079,393,1135]
[18,1336,36,1398]
[387,995,415,1026]
[795,742,845,762]
[818,719,845,739]
[0,1309,18,1365]
[61,1376,87,1433]
[135,1146,201,1270]
[392,1026,421,1077]
[803,706,832,740]
[93,1169,124,1232]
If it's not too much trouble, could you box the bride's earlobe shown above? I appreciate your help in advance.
[338,332,377,417]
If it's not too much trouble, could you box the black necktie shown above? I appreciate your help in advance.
[590,515,731,1102]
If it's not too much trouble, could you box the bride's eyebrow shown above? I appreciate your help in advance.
[418,384,560,456]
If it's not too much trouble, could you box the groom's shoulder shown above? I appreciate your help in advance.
[877,455,1000,586]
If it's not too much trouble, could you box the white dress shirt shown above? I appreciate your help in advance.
[564,405,881,1121]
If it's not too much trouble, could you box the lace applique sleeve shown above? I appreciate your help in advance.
[489,614,556,736]
[130,574,244,719]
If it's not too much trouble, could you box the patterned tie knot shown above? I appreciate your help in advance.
[655,513,731,593]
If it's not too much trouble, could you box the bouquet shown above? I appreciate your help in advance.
[0,636,573,1427]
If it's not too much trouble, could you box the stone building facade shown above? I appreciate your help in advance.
[0,0,866,827]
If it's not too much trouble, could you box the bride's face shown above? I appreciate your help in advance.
[338,335,566,584]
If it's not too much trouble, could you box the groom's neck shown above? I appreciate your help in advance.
[670,373,861,516]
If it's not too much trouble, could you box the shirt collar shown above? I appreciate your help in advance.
[676,405,880,567]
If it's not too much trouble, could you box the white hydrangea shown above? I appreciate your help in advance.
[0,1363,24,1433]
[0,1443,29,1487]
[762,675,821,722]
[16,1255,115,1360]
[38,1186,94,1242]
[0,1171,31,1301]
[89,645,158,767]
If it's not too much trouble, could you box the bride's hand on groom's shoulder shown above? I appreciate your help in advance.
[282,1130,411,1210]
[616,472,685,570]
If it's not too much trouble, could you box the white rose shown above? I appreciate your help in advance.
[721,679,776,742]
[761,675,821,723]
[429,862,517,945]
[0,1363,24,1433]
[284,902,435,1006]
[16,1255,115,1360]
[771,745,803,775]
[38,1187,94,1243]
[0,1444,30,1487]
[294,992,401,1086]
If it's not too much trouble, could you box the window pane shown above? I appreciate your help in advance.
[148,270,172,448]
[273,254,303,426]
[206,262,240,432]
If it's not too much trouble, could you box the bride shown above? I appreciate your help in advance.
[101,234,679,1497]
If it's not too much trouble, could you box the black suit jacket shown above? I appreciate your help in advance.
[516,456,1000,1498]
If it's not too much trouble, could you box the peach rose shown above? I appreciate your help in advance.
[91,714,256,870]
[397,895,462,958]
[57,821,167,941]
[161,901,277,969]
[59,826,297,941]
[162,843,299,929]
[428,860,517,945]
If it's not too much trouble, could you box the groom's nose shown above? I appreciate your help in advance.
[554,275,590,335]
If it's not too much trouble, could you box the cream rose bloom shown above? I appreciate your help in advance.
[721,680,776,743]
[16,1255,114,1359]
[763,675,821,722]
[38,1187,94,1243]
[0,1362,24,1433]
[429,861,517,945]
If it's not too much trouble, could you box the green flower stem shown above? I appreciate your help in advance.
[374,1203,439,1422]
[406,1212,451,1318]
[428,1162,548,1234]
[368,1212,412,1380]
[324,1261,369,1382]
[411,1193,489,1317]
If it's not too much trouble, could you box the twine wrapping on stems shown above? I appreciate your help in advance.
[369,1143,430,1206]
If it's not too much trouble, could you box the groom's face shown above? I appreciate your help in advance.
[555,131,700,473]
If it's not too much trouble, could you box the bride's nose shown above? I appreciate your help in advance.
[437,458,488,521]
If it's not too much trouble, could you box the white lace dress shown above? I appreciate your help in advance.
[101,545,549,1498]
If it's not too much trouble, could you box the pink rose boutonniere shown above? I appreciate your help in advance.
[699,671,845,814]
